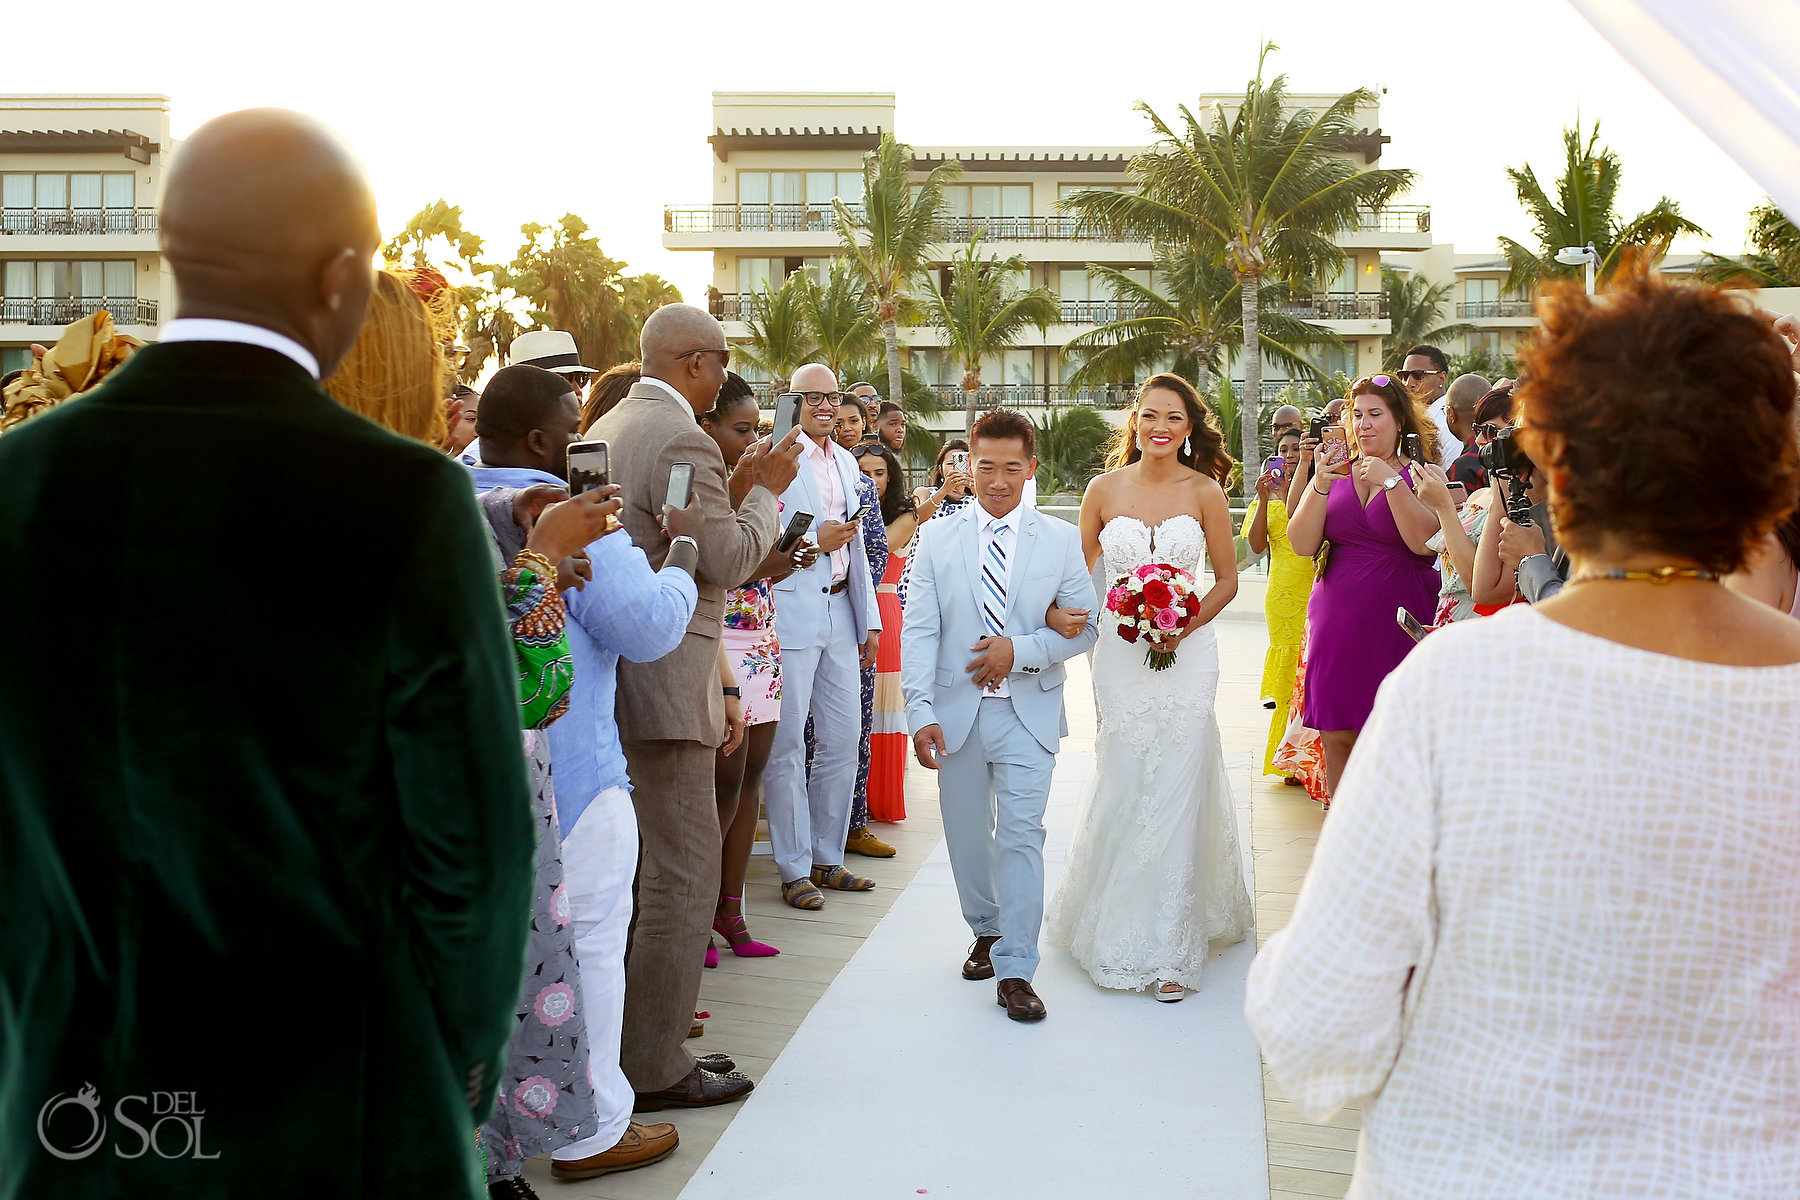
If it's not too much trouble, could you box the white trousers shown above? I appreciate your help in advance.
[765,590,863,883]
[551,785,637,1159]
[938,697,1056,983]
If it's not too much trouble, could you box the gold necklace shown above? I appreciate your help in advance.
[1567,565,1722,585]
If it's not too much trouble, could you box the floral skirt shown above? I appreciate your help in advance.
[723,624,782,726]
[1271,623,1329,808]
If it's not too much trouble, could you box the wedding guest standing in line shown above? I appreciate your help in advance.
[839,391,894,858]
[857,443,917,823]
[1250,270,1800,1200]
[701,373,816,959]
[1245,427,1309,782]
[1285,373,1443,794]
[0,108,535,1199]
[590,306,801,1111]
[469,364,708,1178]
[763,365,883,910]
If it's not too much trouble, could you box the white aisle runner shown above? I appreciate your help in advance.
[680,651,1267,1199]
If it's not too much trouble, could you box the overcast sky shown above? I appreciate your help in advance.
[9,0,1771,301]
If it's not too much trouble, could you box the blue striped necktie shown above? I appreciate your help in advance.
[982,522,1010,637]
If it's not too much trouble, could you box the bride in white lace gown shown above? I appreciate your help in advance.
[1046,375,1253,1001]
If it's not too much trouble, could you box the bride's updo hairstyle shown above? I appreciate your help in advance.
[1516,267,1798,574]
[1106,372,1234,485]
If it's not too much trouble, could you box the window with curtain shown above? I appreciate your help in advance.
[737,257,781,295]
[103,173,134,210]
[3,174,33,209]
[35,175,66,210]
[70,175,102,212]
[104,261,135,300]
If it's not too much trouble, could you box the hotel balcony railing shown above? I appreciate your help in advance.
[745,381,1294,411]
[1355,204,1430,233]
[0,208,159,235]
[671,203,1429,241]
[1456,299,1534,319]
[1,297,159,325]
[1279,292,1387,320]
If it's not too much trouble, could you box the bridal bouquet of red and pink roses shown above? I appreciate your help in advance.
[1105,563,1202,671]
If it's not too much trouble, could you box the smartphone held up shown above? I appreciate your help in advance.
[567,439,609,496]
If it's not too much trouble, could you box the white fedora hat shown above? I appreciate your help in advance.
[510,329,593,375]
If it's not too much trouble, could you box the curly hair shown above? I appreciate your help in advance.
[1105,373,1234,485]
[1515,269,1799,573]
[321,269,451,445]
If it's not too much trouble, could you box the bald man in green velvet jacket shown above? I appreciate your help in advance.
[0,110,534,1200]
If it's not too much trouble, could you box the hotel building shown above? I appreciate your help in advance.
[662,91,1431,428]
[0,95,171,374]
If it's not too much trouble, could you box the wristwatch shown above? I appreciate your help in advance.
[722,686,742,698]
[1382,475,1403,492]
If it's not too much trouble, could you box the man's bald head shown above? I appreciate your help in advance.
[790,363,836,393]
[640,303,729,413]
[1445,373,1492,419]
[161,109,380,378]
[1271,404,1303,434]
[1444,372,1492,444]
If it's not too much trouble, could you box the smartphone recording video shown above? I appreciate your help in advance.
[567,439,609,496]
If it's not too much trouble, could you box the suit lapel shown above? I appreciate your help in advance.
[961,505,986,617]
[1003,508,1039,623]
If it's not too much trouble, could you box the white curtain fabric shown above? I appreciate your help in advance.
[1568,0,1800,219]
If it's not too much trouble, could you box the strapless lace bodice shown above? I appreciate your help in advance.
[1098,514,1207,581]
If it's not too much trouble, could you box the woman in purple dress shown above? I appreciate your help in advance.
[1286,374,1445,795]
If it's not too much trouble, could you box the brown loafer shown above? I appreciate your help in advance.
[633,1064,755,1111]
[695,1052,736,1074]
[845,827,897,857]
[550,1120,678,1178]
[996,977,1047,1022]
[962,935,1001,981]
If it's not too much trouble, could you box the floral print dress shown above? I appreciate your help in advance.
[476,511,596,1182]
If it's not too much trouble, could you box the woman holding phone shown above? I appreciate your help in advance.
[856,444,917,824]
[1285,374,1442,794]
[699,374,818,959]
[1245,428,1310,780]
[1418,385,1518,626]
[911,437,973,525]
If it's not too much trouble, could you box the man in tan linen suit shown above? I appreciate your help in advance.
[590,304,802,1105]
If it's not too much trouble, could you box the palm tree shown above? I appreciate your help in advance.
[833,133,961,415]
[1698,199,1800,287]
[1060,42,1414,480]
[803,258,881,379]
[1498,121,1707,293]
[920,235,1060,434]
[1380,268,1475,370]
[1032,406,1115,495]
[736,271,815,395]
[1063,245,1338,391]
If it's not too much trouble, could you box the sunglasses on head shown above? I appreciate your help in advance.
[1355,374,1395,390]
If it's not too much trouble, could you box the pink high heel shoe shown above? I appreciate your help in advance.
[704,938,719,969]
[713,898,780,957]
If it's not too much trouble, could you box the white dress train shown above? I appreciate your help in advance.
[1046,514,1253,991]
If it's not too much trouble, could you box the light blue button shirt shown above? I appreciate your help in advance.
[467,464,697,835]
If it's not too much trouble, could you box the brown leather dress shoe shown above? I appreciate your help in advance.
[962,935,1001,980]
[549,1121,678,1179]
[996,977,1047,1022]
[633,1064,755,1111]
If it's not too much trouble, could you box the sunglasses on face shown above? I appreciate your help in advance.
[677,346,731,367]
[1472,422,1506,441]
[1396,369,1443,383]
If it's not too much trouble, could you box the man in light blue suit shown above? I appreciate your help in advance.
[902,409,1099,1022]
[766,364,883,909]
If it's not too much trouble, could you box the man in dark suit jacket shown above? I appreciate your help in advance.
[588,304,801,1107]
[0,110,534,1200]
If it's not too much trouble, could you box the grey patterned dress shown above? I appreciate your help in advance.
[478,488,597,1181]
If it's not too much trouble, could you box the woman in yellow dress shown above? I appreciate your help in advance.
[1245,428,1310,778]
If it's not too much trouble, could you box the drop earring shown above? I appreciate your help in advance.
[1183,435,1192,456]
